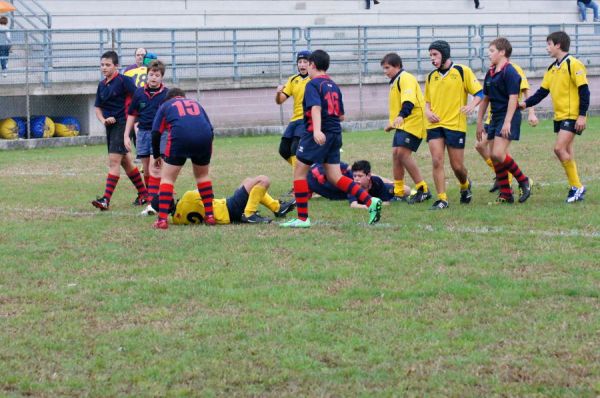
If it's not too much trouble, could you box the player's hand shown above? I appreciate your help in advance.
[384,123,394,132]
[500,122,511,138]
[460,104,475,115]
[276,84,284,92]
[392,116,404,129]
[476,122,484,142]
[518,102,527,110]
[426,109,440,123]
[124,135,131,152]
[313,130,326,145]
[528,111,539,127]
[104,117,116,125]
[575,115,586,133]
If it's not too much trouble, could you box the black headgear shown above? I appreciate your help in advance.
[428,40,451,65]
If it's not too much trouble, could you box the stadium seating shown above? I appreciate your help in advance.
[39,0,578,28]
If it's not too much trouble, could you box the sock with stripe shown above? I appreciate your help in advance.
[103,173,120,202]
[147,176,161,203]
[127,168,148,198]
[494,161,512,198]
[336,175,373,206]
[293,179,310,221]
[197,181,214,218]
[394,179,405,196]
[561,160,583,188]
[157,183,174,221]
[503,155,528,184]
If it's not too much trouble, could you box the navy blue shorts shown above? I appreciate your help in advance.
[163,132,212,166]
[226,186,249,222]
[554,119,580,135]
[426,127,466,149]
[283,119,306,139]
[488,112,521,141]
[296,132,342,165]
[106,121,128,155]
[484,123,495,141]
[393,129,422,152]
[136,129,152,158]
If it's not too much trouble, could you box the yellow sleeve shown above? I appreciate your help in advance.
[512,63,530,91]
[424,74,431,103]
[399,74,417,105]
[540,69,552,90]
[463,66,483,95]
[282,76,295,97]
[570,60,589,87]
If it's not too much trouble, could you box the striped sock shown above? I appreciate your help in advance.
[147,176,161,202]
[503,155,527,184]
[103,173,120,201]
[127,168,148,198]
[197,181,214,218]
[293,179,310,221]
[494,161,512,197]
[336,175,372,206]
[157,183,174,220]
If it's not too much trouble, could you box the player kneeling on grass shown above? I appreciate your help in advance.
[381,53,431,204]
[151,88,216,229]
[476,38,532,204]
[124,59,169,214]
[146,175,296,225]
[91,50,147,211]
[281,49,382,228]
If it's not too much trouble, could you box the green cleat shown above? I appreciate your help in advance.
[280,217,311,228]
[368,197,382,224]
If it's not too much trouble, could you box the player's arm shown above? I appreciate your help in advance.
[275,84,289,104]
[94,106,114,126]
[520,88,539,127]
[522,68,551,109]
[461,68,484,114]
[124,114,137,151]
[424,101,440,123]
[312,106,325,145]
[476,96,489,142]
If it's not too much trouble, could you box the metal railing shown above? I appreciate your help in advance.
[1,24,599,88]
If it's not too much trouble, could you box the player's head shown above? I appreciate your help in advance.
[0,16,8,25]
[147,60,165,88]
[166,87,186,101]
[488,37,512,65]
[429,40,451,69]
[380,53,403,79]
[308,49,330,77]
[546,31,570,57]
[100,51,119,77]
[134,47,147,66]
[351,160,372,188]
[296,50,311,75]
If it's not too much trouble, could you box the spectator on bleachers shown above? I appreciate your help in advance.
[124,47,147,72]
[366,0,380,10]
[577,0,599,21]
[0,16,11,77]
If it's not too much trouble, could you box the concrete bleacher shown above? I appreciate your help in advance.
[39,0,579,29]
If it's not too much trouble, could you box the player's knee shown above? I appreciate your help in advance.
[256,175,270,187]
[554,145,567,159]
[432,156,444,169]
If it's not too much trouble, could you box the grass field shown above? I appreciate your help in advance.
[1,118,599,397]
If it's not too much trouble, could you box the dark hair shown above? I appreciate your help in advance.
[308,49,330,72]
[147,59,166,76]
[490,37,512,58]
[166,87,186,100]
[351,160,371,175]
[101,50,119,65]
[380,53,403,68]
[0,16,8,25]
[547,31,570,52]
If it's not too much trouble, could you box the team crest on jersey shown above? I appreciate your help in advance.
[298,145,304,153]
[139,102,147,109]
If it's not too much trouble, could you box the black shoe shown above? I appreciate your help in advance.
[390,195,409,202]
[518,178,533,203]
[274,199,296,218]
[91,196,110,211]
[408,187,432,204]
[460,178,473,204]
[241,212,272,224]
[429,199,449,210]
[489,177,499,193]
[494,195,514,204]
[132,195,148,206]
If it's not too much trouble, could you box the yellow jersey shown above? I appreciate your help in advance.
[282,74,310,122]
[425,63,482,132]
[486,62,530,124]
[123,66,148,88]
[388,70,426,139]
[171,191,231,225]
[541,55,588,121]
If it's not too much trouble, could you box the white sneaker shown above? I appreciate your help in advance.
[566,186,586,203]
[140,204,158,216]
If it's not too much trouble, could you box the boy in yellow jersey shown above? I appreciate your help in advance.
[380,53,431,204]
[275,50,311,170]
[520,31,590,203]
[149,175,296,225]
[475,61,538,192]
[425,40,483,209]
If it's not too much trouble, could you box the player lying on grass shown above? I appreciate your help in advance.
[307,160,411,207]
[146,175,296,225]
